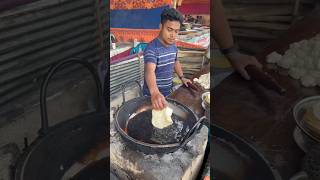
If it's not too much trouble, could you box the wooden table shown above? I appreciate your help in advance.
[213,13,320,179]
[169,65,210,118]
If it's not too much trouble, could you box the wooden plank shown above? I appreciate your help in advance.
[231,28,278,39]
[235,38,270,55]
[224,5,293,16]
[179,57,204,62]
[229,21,290,30]
[227,15,292,22]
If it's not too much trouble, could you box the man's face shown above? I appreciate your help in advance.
[159,20,180,45]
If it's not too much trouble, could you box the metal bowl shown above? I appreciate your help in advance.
[293,126,318,153]
[293,96,320,144]
[201,92,210,108]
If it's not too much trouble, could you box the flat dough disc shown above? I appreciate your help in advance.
[152,107,173,129]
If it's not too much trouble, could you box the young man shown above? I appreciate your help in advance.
[143,2,262,110]
[143,8,191,110]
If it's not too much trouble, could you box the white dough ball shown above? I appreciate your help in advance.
[278,56,294,69]
[266,52,282,64]
[288,68,306,79]
[301,74,317,87]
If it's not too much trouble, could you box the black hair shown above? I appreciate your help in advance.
[160,8,184,25]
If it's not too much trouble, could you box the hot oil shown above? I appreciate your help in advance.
[126,110,186,144]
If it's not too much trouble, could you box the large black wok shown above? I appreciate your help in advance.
[14,58,107,180]
[212,123,282,180]
[114,81,206,154]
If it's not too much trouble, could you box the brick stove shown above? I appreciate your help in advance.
[109,110,209,180]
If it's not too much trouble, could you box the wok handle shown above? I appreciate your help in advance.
[289,171,308,180]
[121,80,142,105]
[39,58,104,136]
[180,116,207,147]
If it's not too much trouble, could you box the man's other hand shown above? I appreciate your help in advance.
[227,52,263,80]
[181,77,192,87]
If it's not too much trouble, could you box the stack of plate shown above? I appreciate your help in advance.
[303,102,320,139]
[201,92,210,110]
[293,96,320,152]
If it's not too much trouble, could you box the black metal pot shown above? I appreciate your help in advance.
[212,123,282,180]
[114,81,206,154]
[14,58,107,180]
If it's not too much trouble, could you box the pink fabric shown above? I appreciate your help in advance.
[110,50,143,65]
[110,48,132,63]
[177,4,209,14]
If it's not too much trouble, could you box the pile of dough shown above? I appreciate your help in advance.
[266,33,320,87]
[152,107,173,129]
[194,72,210,90]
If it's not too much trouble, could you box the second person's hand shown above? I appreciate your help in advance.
[227,51,263,80]
[181,77,192,87]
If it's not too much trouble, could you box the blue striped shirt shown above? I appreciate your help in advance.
[143,38,177,97]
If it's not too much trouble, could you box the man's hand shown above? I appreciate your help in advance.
[227,51,263,80]
[181,77,192,87]
[151,91,167,110]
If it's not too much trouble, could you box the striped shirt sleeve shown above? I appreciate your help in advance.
[143,47,157,64]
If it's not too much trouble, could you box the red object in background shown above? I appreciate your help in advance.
[110,0,173,10]
[111,28,160,43]
[177,4,210,14]
[178,0,209,4]
[110,48,132,64]
[176,41,207,50]
[177,0,210,14]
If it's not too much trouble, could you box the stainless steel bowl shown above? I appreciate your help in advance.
[293,96,320,145]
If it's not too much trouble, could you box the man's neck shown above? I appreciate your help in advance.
[157,36,170,47]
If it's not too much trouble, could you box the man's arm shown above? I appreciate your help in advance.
[145,63,160,95]
[145,63,166,109]
[213,0,262,80]
[212,0,233,49]
[174,60,192,86]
